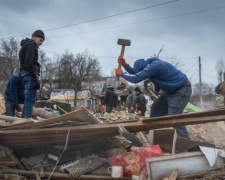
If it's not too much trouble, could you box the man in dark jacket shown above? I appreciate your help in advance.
[4,71,25,116]
[116,56,192,139]
[19,30,45,118]
[102,86,117,113]
[134,87,146,116]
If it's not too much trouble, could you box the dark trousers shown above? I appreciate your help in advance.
[5,100,16,117]
[128,107,134,113]
[150,81,192,139]
[106,106,112,113]
[140,110,146,116]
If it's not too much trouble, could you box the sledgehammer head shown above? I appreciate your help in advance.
[117,39,131,46]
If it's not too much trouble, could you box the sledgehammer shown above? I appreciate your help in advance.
[117,38,131,80]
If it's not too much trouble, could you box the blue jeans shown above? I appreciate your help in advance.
[150,81,192,139]
[5,100,16,117]
[21,75,37,118]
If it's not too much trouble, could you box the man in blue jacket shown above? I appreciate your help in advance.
[4,71,25,116]
[116,56,192,139]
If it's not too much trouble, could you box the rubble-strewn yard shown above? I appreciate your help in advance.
[0,95,225,179]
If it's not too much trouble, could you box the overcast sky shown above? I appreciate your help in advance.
[0,0,224,85]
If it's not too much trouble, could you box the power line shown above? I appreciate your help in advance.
[189,65,199,80]
[45,51,198,60]
[0,0,180,40]
[185,61,198,73]
[46,5,225,40]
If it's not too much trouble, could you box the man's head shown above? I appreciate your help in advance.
[133,59,145,73]
[32,30,45,47]
[134,87,140,95]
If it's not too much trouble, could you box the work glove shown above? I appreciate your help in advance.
[33,79,40,90]
[131,107,134,111]
[102,105,105,112]
[115,68,123,76]
[118,56,127,67]
[138,110,142,115]
[15,105,22,112]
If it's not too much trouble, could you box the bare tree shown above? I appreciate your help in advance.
[153,45,183,69]
[192,82,215,96]
[154,45,164,58]
[38,50,57,99]
[215,58,224,83]
[0,38,20,92]
[56,50,101,107]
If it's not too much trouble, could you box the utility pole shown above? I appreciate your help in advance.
[199,56,202,109]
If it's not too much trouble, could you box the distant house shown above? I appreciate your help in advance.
[50,89,92,109]
[82,77,130,112]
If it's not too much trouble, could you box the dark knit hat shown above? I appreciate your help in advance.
[134,87,140,92]
[32,30,45,40]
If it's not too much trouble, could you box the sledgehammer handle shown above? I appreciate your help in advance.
[117,45,125,80]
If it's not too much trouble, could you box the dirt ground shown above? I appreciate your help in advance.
[188,121,225,149]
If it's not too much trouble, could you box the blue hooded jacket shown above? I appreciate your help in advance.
[120,57,187,92]
[4,71,25,107]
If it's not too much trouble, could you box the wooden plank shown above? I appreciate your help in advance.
[177,169,225,179]
[141,107,225,122]
[3,107,100,130]
[168,168,179,180]
[0,161,17,167]
[12,119,37,125]
[0,115,36,122]
[1,113,225,147]
[0,122,12,127]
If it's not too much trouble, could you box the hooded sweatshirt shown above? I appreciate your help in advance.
[19,38,40,80]
[121,57,187,92]
[4,71,25,107]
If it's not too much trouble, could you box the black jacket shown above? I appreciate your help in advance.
[19,38,40,80]
[103,87,117,107]
[136,92,146,112]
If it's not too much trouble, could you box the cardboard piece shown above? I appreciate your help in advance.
[148,129,215,153]
[148,129,177,154]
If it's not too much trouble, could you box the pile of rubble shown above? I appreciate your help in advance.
[94,109,139,123]
[0,101,225,179]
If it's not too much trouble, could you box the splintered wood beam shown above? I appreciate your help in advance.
[141,107,225,121]
[0,113,225,147]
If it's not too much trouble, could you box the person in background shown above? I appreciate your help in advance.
[134,87,146,116]
[215,81,225,97]
[102,86,117,113]
[126,87,136,113]
[115,56,192,139]
[4,71,24,116]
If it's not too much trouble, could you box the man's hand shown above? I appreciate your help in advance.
[15,105,22,112]
[115,68,123,76]
[33,79,40,90]
[118,56,127,66]
[138,110,142,115]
